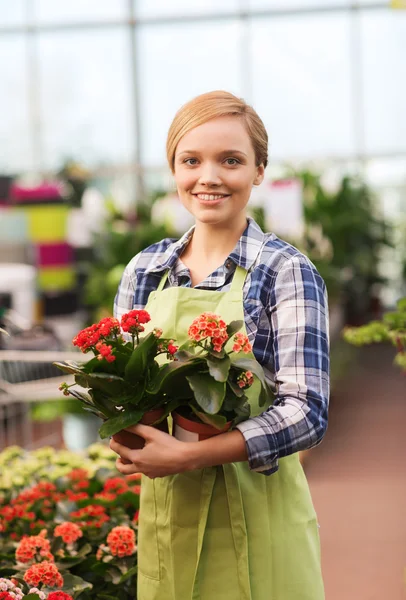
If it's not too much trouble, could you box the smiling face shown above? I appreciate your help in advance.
[173,116,264,229]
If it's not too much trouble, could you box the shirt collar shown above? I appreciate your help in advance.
[144,216,266,274]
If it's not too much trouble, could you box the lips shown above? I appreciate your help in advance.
[193,193,230,201]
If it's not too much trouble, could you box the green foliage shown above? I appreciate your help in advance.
[293,170,393,322]
[84,197,175,321]
[343,297,406,372]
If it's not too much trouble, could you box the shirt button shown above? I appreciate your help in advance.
[225,260,232,269]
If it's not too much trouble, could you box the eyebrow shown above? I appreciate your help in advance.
[177,149,248,158]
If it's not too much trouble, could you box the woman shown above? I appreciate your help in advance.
[110,90,329,599]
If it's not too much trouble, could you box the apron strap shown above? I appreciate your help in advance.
[230,265,248,293]
[223,463,253,600]
[191,465,252,600]
[156,269,169,292]
[191,467,217,600]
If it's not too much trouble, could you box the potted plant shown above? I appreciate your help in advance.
[149,312,273,441]
[343,297,406,372]
[54,310,181,449]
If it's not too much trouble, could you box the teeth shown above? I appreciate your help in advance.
[196,194,226,201]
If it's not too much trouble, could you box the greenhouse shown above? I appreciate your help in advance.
[0,2,405,599]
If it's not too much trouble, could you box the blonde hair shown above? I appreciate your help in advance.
[166,90,268,172]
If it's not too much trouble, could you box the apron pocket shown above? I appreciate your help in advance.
[138,477,161,580]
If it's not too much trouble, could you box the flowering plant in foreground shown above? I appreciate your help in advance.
[54,310,180,438]
[0,445,139,600]
[148,313,273,429]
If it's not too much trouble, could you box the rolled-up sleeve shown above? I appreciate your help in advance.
[236,255,330,475]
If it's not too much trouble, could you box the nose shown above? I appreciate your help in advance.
[198,162,222,187]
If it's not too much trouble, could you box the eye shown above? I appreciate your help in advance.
[183,158,198,166]
[224,158,240,166]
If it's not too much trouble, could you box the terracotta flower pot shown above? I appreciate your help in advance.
[112,408,169,460]
[172,410,232,442]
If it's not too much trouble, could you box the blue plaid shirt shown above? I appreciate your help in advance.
[114,217,330,475]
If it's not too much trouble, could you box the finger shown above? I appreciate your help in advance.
[124,423,158,438]
[110,438,137,461]
[116,457,141,475]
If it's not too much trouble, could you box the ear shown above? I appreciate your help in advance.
[253,164,265,186]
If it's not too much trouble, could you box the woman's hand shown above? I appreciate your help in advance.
[110,423,249,479]
[110,424,192,479]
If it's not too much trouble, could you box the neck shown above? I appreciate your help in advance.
[187,214,248,262]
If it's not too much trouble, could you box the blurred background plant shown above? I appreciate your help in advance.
[343,297,406,372]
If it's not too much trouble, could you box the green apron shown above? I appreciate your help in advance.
[137,265,324,600]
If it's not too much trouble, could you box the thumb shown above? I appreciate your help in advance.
[125,423,160,439]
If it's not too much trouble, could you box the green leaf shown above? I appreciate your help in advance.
[125,332,158,382]
[227,380,245,398]
[23,595,43,600]
[207,355,231,382]
[146,358,204,394]
[226,320,243,337]
[191,406,228,430]
[75,372,126,396]
[118,564,138,583]
[59,572,93,594]
[186,373,226,415]
[98,409,145,439]
[53,360,84,375]
[230,357,273,407]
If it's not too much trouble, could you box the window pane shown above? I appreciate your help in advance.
[250,13,354,160]
[360,11,406,154]
[35,0,128,24]
[137,21,243,166]
[37,28,134,169]
[0,0,25,26]
[0,35,32,172]
[135,0,239,18]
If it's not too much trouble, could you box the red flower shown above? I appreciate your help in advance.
[188,313,229,352]
[70,504,110,529]
[23,561,63,588]
[95,341,116,363]
[168,342,178,355]
[66,468,88,481]
[54,522,83,544]
[232,332,252,354]
[48,593,74,600]
[120,309,151,334]
[0,593,14,600]
[107,526,136,557]
[103,477,128,494]
[16,533,53,564]
[97,317,120,337]
[236,370,254,389]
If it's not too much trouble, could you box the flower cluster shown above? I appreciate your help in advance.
[0,578,74,600]
[54,522,83,544]
[188,312,229,352]
[73,317,120,353]
[70,505,110,530]
[236,370,254,389]
[15,532,53,564]
[107,526,136,557]
[55,308,181,439]
[157,339,178,357]
[23,561,63,588]
[0,445,140,599]
[232,332,252,354]
[120,309,151,334]
[0,578,23,600]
